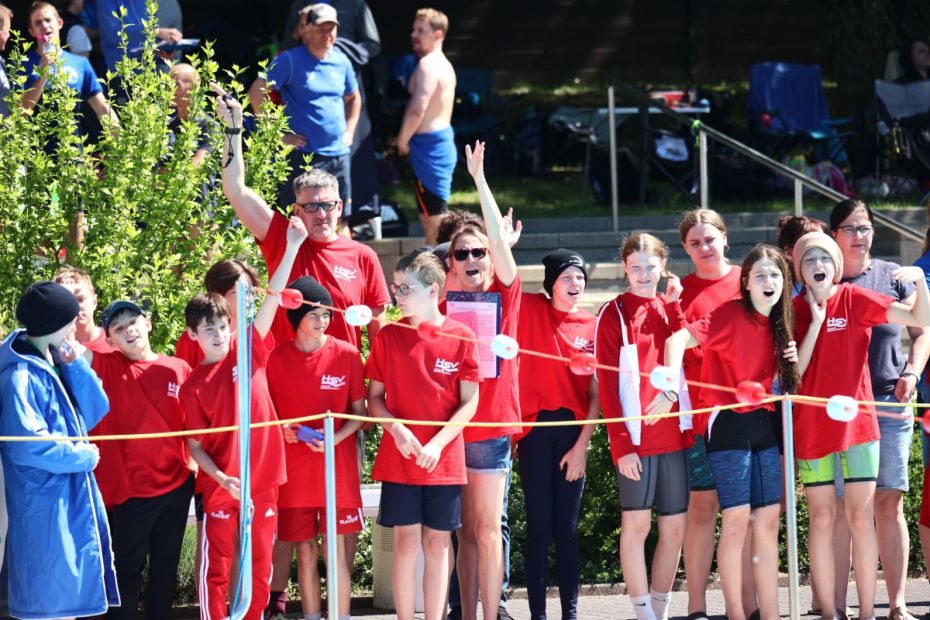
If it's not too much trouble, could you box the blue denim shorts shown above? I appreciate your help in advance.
[464,436,512,474]
[875,393,914,492]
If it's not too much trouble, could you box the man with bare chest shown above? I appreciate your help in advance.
[396,8,456,246]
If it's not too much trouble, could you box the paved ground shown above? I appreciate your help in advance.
[212,578,930,619]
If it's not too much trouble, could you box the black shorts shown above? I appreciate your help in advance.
[617,449,690,515]
[413,178,449,216]
[377,481,461,531]
[194,492,204,522]
[706,408,778,454]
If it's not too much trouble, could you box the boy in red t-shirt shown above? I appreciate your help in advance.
[84,299,193,619]
[180,217,306,620]
[54,266,117,354]
[266,276,365,620]
[367,251,480,620]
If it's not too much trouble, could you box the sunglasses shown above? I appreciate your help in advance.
[296,200,338,214]
[452,248,488,261]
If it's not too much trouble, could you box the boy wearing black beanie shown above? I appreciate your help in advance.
[0,281,118,618]
[266,276,366,620]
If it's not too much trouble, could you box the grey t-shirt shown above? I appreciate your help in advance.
[842,258,914,394]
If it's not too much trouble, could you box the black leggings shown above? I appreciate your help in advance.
[518,409,584,620]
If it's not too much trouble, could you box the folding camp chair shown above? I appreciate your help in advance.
[747,62,854,165]
[874,79,930,186]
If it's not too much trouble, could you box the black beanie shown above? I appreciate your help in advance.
[16,281,80,337]
[542,249,587,295]
[286,276,334,330]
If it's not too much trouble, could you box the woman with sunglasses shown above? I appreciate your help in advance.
[442,141,521,620]
[515,249,598,619]
[827,199,930,620]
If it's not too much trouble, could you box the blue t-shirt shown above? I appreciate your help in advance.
[96,0,148,71]
[266,46,357,156]
[23,49,103,101]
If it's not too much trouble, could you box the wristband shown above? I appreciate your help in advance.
[662,390,679,402]
[901,369,920,381]
[224,127,242,135]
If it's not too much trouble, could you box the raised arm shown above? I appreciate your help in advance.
[212,82,275,241]
[253,216,308,338]
[797,290,825,377]
[465,141,518,286]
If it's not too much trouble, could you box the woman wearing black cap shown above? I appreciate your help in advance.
[515,248,598,620]
[0,281,117,618]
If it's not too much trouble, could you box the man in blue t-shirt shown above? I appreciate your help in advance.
[248,3,360,226]
[22,1,117,130]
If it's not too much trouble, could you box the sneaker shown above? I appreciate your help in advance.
[498,605,514,620]
[447,606,462,620]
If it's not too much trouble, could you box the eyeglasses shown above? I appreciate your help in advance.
[837,225,873,237]
[452,248,488,261]
[390,283,424,298]
[295,200,338,214]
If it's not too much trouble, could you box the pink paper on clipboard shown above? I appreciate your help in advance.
[445,291,502,379]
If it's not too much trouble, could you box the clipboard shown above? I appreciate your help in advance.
[446,291,502,379]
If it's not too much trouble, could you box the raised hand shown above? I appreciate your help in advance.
[210,82,242,128]
[465,140,486,180]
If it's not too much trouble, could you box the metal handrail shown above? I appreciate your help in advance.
[607,83,924,244]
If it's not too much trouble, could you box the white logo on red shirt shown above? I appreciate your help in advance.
[433,358,459,376]
[321,375,346,390]
[573,336,593,352]
[264,507,275,518]
[167,382,180,398]
[826,317,847,333]
[210,510,231,520]
[333,265,357,282]
[339,512,360,526]
[232,366,238,383]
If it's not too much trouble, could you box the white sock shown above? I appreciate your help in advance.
[650,589,671,620]
[631,593,658,620]
[303,614,321,620]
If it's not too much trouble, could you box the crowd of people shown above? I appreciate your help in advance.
[4,3,930,620]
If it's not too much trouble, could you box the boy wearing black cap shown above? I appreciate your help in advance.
[83,300,194,620]
[265,276,365,620]
[0,281,118,618]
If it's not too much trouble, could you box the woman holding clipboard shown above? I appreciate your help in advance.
[442,141,521,620]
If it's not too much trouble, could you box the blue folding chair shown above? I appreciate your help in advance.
[748,62,854,165]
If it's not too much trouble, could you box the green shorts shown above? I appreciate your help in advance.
[797,441,879,486]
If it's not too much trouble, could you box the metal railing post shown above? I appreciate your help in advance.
[324,416,339,620]
[699,128,709,208]
[783,398,800,620]
[607,86,619,232]
[793,179,803,216]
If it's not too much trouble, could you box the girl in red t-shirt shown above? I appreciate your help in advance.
[595,233,689,620]
[676,208,744,619]
[658,244,800,620]
[516,249,598,620]
[794,231,930,620]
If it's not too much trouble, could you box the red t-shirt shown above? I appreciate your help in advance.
[180,329,287,510]
[679,270,741,424]
[516,292,595,439]
[792,283,893,459]
[688,301,777,413]
[91,353,192,507]
[441,274,522,442]
[85,329,117,354]
[595,293,690,464]
[258,212,391,348]
[267,338,365,509]
[366,317,481,485]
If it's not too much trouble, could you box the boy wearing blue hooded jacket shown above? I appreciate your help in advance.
[0,281,119,620]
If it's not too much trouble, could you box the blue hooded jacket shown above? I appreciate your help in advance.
[0,330,119,619]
